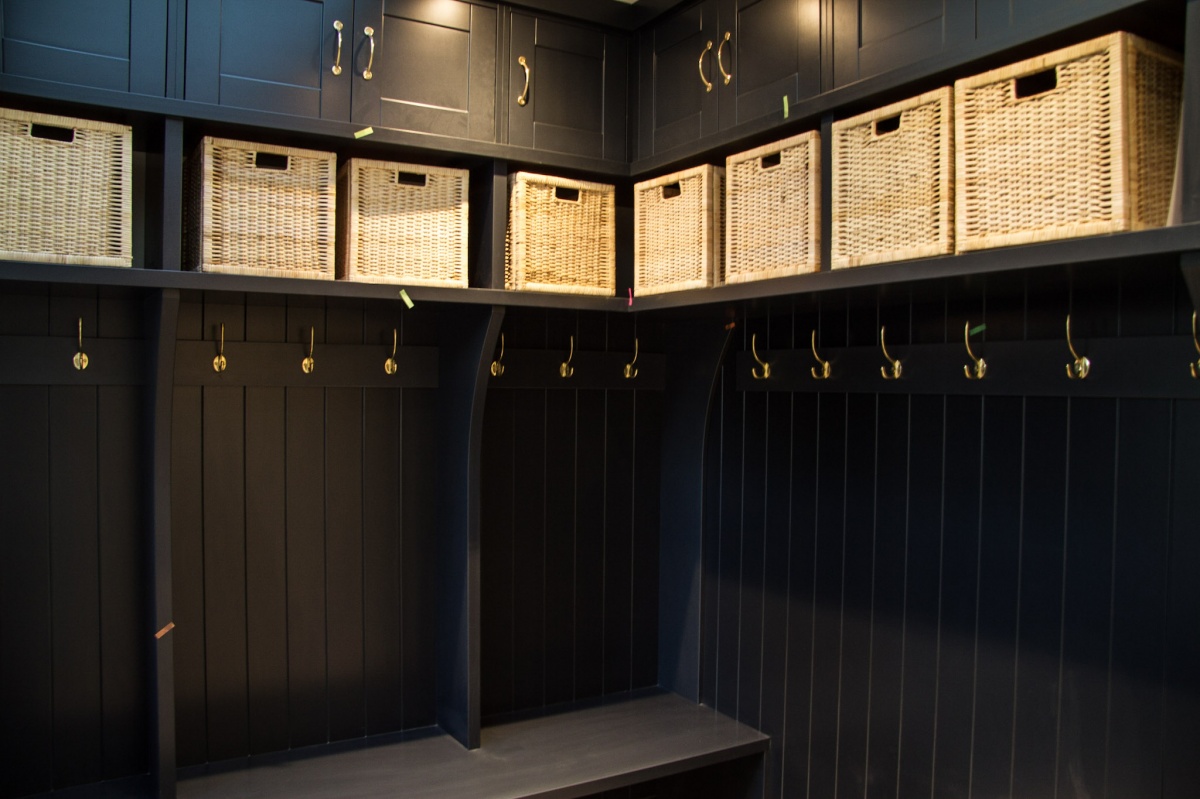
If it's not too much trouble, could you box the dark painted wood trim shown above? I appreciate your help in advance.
[160,118,184,271]
[0,337,145,385]
[483,349,664,390]
[172,342,438,388]
[1181,0,1200,223]
[146,288,179,799]
[437,305,505,749]
[658,320,733,700]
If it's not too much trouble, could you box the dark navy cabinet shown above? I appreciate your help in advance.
[184,0,354,119]
[830,0,975,87]
[0,0,170,95]
[349,0,496,141]
[184,0,497,140]
[637,0,820,159]
[506,11,629,162]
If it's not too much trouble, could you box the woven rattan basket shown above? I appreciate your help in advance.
[0,108,131,267]
[505,172,615,295]
[725,131,820,284]
[634,165,723,296]
[832,88,953,268]
[337,159,468,287]
[186,137,336,280]
[955,32,1182,252]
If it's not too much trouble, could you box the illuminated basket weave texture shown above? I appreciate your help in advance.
[187,137,336,280]
[955,32,1181,252]
[832,88,953,268]
[725,131,820,284]
[0,108,131,267]
[634,165,723,296]
[337,159,468,287]
[505,172,615,295]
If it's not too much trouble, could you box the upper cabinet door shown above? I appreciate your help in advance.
[831,0,975,88]
[350,0,496,141]
[1,0,169,95]
[185,0,353,119]
[721,0,821,129]
[638,0,720,157]
[507,13,629,163]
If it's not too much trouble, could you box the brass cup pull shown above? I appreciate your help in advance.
[517,56,531,106]
[332,20,344,75]
[716,31,732,85]
[363,26,375,80]
[698,40,714,92]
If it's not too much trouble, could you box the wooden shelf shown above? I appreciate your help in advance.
[629,223,1200,312]
[177,693,769,799]
[5,224,1198,314]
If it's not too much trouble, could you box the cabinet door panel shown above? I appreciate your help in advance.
[639,0,719,157]
[832,0,974,88]
[353,0,495,141]
[1,0,167,95]
[976,0,1102,40]
[725,0,821,127]
[185,0,352,120]
[508,13,626,162]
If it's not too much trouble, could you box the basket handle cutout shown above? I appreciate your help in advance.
[874,114,901,136]
[1014,67,1058,98]
[554,186,580,202]
[254,152,290,170]
[395,171,428,187]
[661,182,682,199]
[760,152,782,169]
[30,123,75,143]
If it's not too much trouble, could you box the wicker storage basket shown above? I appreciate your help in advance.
[634,165,724,295]
[337,159,468,286]
[832,89,953,268]
[955,32,1182,252]
[725,131,820,284]
[0,108,131,267]
[186,136,336,279]
[505,172,615,295]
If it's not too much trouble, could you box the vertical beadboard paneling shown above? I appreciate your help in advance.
[171,297,439,766]
[0,386,53,798]
[705,284,1198,799]
[479,313,664,720]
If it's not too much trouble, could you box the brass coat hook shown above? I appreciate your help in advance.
[879,326,902,380]
[1190,311,1199,380]
[490,333,505,377]
[213,323,227,373]
[750,333,770,379]
[385,328,398,375]
[73,317,88,371]
[624,337,639,379]
[1065,314,1090,380]
[559,335,575,378]
[302,327,316,374]
[810,331,830,379]
[962,322,986,380]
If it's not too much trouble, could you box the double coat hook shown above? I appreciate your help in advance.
[73,317,88,371]
[1191,311,1200,380]
[810,331,830,379]
[624,338,639,379]
[384,328,398,375]
[560,335,575,379]
[1064,315,1090,380]
[302,327,316,374]
[962,322,986,380]
[879,326,902,380]
[490,333,505,377]
[213,323,227,373]
[750,333,770,379]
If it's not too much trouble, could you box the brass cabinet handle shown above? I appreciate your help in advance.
[517,55,530,106]
[698,40,713,92]
[363,26,375,80]
[331,20,344,75]
[716,31,732,85]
